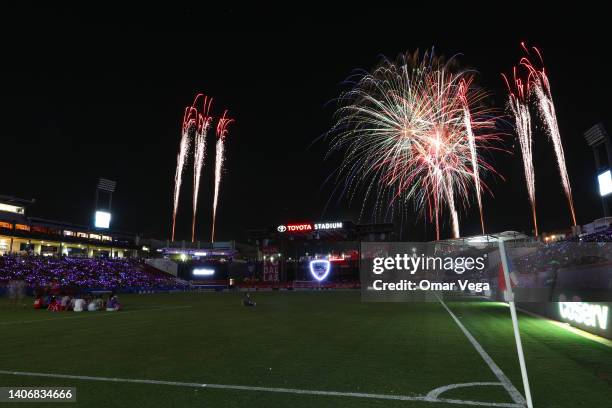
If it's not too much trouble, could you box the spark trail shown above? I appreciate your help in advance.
[191,95,214,242]
[459,78,484,234]
[503,67,538,236]
[171,96,199,241]
[211,111,234,242]
[521,43,576,226]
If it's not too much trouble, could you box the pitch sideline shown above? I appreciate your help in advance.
[0,369,522,407]
[437,298,526,406]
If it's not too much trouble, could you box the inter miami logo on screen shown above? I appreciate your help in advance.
[309,260,331,282]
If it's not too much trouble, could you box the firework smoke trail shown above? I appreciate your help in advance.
[171,97,199,241]
[211,111,234,242]
[191,95,214,242]
[445,173,460,238]
[328,50,501,239]
[459,79,484,234]
[503,67,538,236]
[521,44,576,226]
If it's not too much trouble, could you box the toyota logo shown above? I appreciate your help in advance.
[277,225,287,232]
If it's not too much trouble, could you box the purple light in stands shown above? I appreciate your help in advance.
[0,255,185,290]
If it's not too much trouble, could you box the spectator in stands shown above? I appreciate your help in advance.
[50,280,61,296]
[0,254,186,293]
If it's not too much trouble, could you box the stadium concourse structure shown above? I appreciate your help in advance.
[0,195,138,258]
[0,194,253,276]
[248,222,532,285]
[438,231,531,246]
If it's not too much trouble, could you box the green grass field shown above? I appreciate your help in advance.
[0,291,610,407]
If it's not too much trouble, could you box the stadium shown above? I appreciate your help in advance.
[2,6,612,408]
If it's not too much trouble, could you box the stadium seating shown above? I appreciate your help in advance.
[0,255,185,291]
[578,227,612,242]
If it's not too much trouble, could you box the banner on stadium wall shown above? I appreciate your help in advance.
[518,300,612,340]
[263,247,279,282]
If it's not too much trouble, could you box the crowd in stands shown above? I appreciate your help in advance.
[575,227,612,242]
[0,254,185,291]
[511,232,612,276]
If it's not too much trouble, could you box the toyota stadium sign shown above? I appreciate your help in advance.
[314,222,343,230]
[276,221,343,233]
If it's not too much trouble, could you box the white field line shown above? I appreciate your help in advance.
[438,298,526,406]
[0,369,523,408]
[426,382,502,399]
[0,306,192,325]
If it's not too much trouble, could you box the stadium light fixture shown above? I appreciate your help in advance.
[598,170,612,196]
[97,178,117,193]
[584,123,608,147]
[94,211,111,229]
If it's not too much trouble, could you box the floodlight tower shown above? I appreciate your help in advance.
[93,178,117,229]
[584,123,611,217]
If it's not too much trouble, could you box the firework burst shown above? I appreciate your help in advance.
[520,43,576,226]
[211,110,234,242]
[192,95,214,242]
[328,50,501,239]
[503,66,538,236]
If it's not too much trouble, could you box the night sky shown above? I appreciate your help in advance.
[2,5,610,242]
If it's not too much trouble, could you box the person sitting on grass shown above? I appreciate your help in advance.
[106,295,122,312]
[73,297,86,312]
[8,279,25,308]
[60,294,71,311]
[47,296,61,312]
[87,296,100,312]
[33,296,43,309]
[242,292,256,307]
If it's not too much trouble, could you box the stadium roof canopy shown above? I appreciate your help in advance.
[0,195,35,207]
[441,231,530,245]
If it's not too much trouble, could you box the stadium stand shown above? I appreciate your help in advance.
[578,227,612,242]
[0,255,185,292]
